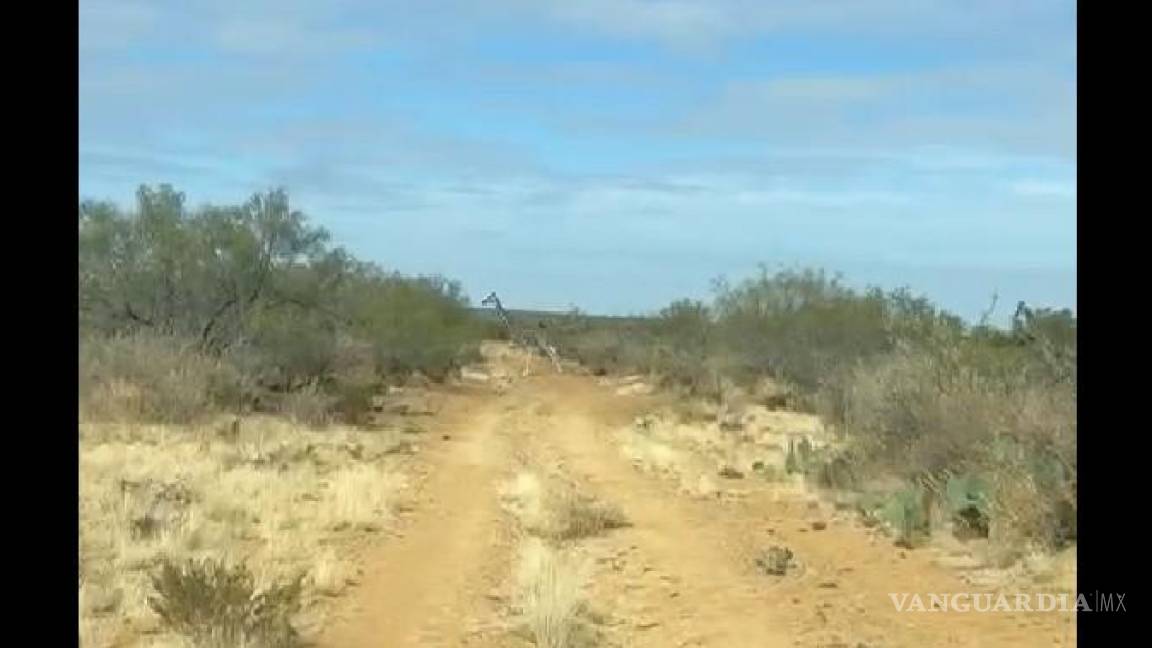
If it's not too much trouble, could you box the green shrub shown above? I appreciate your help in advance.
[79,185,491,424]
[550,264,1074,560]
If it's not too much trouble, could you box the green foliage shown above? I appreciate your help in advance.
[79,185,489,424]
[550,263,1074,558]
[712,268,889,389]
[944,473,990,517]
[79,186,328,350]
[339,270,484,380]
[945,473,991,539]
[552,264,968,396]
[885,486,932,548]
[547,315,658,377]
[148,557,303,648]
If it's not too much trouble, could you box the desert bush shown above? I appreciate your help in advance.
[551,320,659,377]
[754,545,796,576]
[148,557,303,648]
[541,490,630,542]
[79,185,490,424]
[824,337,1075,554]
[245,308,341,392]
[553,266,961,400]
[275,381,335,428]
[327,380,378,427]
[711,268,890,390]
[506,474,630,543]
[79,332,244,423]
[982,436,1076,553]
[551,263,1074,559]
[338,270,483,378]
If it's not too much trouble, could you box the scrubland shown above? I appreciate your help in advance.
[79,187,1075,647]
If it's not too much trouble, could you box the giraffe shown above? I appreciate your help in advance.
[480,292,563,375]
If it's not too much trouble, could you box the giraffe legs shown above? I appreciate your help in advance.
[516,342,562,377]
[521,339,534,377]
[545,344,562,374]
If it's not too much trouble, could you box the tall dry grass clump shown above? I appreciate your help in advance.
[515,538,592,648]
[501,472,622,647]
[80,333,244,424]
[502,473,629,543]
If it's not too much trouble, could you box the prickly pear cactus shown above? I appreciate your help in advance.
[880,485,931,548]
[945,473,991,539]
[945,473,990,516]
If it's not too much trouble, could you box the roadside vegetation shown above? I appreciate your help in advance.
[79,185,494,647]
[80,184,498,427]
[550,267,1076,562]
[79,185,1074,646]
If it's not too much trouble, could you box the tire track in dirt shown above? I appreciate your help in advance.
[522,377,794,647]
[315,389,518,647]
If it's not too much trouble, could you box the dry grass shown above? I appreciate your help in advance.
[79,415,412,647]
[276,382,336,428]
[80,334,243,425]
[514,538,592,648]
[815,346,1077,566]
[536,486,629,542]
[501,472,628,543]
[501,472,617,647]
[619,406,829,499]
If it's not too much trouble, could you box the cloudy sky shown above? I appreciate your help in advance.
[79,0,1076,323]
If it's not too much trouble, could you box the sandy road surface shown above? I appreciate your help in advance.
[317,347,1076,647]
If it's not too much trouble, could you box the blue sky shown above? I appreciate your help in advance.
[79,0,1076,324]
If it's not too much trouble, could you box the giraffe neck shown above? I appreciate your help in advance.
[488,296,516,336]
[494,302,511,328]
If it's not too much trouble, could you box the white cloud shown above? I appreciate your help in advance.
[674,64,1075,159]
[1010,180,1077,199]
[80,0,1076,54]
[516,0,1072,48]
[79,0,1075,316]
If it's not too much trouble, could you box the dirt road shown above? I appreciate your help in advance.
[317,346,1077,647]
